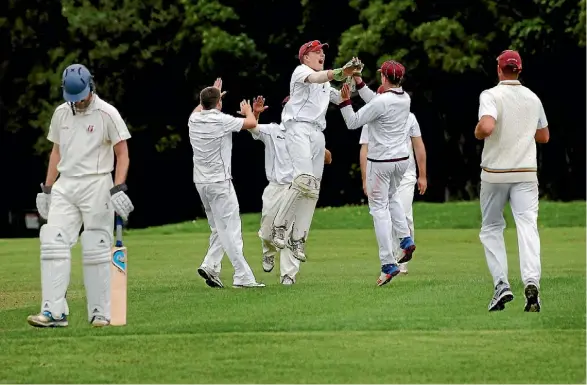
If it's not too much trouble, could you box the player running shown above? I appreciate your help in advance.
[270,40,361,262]
[337,60,416,286]
[190,78,265,289]
[29,63,134,328]
[474,50,549,312]
[359,87,428,275]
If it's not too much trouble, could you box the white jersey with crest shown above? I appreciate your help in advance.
[249,123,293,185]
[360,112,421,179]
[188,109,245,184]
[478,80,548,183]
[47,94,131,178]
[281,64,341,130]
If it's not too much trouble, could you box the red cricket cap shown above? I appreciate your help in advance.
[282,96,290,106]
[497,50,522,72]
[377,85,385,94]
[298,40,329,62]
[377,60,405,81]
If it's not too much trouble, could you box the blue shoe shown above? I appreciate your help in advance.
[27,310,68,328]
[377,263,400,286]
[398,237,416,264]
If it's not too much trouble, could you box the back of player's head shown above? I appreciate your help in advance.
[378,60,405,86]
[497,49,522,77]
[200,87,221,110]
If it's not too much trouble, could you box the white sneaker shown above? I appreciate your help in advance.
[27,311,68,328]
[91,315,110,327]
[197,266,224,288]
[281,275,295,285]
[262,255,275,272]
[290,239,307,262]
[399,263,408,274]
[271,226,287,249]
[233,282,266,288]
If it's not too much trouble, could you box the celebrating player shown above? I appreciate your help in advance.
[28,63,134,328]
[251,96,332,284]
[270,40,361,262]
[190,78,265,289]
[337,60,416,286]
[474,50,549,312]
[359,87,428,275]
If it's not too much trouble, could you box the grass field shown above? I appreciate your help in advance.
[0,201,585,383]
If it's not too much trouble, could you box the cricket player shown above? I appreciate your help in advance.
[359,87,428,275]
[475,50,549,312]
[270,40,361,262]
[190,79,265,289]
[337,60,416,286]
[28,63,134,328]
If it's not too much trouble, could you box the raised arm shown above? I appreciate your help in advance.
[352,75,377,104]
[337,84,383,130]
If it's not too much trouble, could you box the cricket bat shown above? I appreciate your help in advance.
[110,215,127,326]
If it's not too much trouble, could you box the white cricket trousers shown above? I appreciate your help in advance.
[366,159,411,266]
[43,174,114,320]
[259,182,301,279]
[391,174,416,262]
[196,180,257,285]
[479,181,541,287]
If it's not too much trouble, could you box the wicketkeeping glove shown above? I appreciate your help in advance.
[36,184,52,220]
[332,58,364,83]
[110,184,134,222]
[343,58,364,92]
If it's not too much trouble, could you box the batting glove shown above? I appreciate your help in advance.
[36,184,52,220]
[110,184,134,222]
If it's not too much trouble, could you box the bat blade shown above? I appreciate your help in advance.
[110,245,127,326]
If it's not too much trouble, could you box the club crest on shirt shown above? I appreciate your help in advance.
[87,125,94,133]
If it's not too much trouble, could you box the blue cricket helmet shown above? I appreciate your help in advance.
[62,64,93,102]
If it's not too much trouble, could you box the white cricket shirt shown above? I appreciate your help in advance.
[341,86,411,160]
[360,112,421,178]
[47,94,131,177]
[188,109,245,184]
[281,64,341,130]
[249,123,294,185]
[478,80,548,183]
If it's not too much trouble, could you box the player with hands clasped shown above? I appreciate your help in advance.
[474,50,549,312]
[29,63,133,328]
[189,79,265,289]
[270,39,361,262]
[359,86,428,275]
[337,60,416,286]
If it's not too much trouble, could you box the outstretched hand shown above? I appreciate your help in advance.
[340,83,351,101]
[213,77,227,98]
[238,99,252,116]
[252,96,269,115]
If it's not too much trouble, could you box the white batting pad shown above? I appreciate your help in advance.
[81,229,112,322]
[273,174,320,232]
[39,224,72,318]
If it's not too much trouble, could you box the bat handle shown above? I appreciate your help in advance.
[115,215,124,247]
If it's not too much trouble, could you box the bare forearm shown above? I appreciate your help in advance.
[415,150,427,179]
[45,146,60,186]
[360,145,368,184]
[114,153,129,186]
[306,70,334,84]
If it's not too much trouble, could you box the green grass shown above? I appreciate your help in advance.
[0,202,585,383]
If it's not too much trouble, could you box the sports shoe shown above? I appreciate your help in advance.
[290,239,307,262]
[262,255,275,272]
[233,281,266,288]
[271,226,287,249]
[27,311,68,328]
[377,263,401,286]
[524,283,541,312]
[197,266,224,288]
[281,275,295,285]
[397,237,416,264]
[488,281,514,311]
[399,263,408,274]
[91,315,110,327]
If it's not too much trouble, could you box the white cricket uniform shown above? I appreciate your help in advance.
[43,94,131,320]
[477,79,548,288]
[281,64,341,180]
[360,113,422,262]
[188,108,258,286]
[339,84,411,266]
[200,122,302,280]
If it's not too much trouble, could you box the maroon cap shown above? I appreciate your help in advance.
[497,50,522,72]
[282,96,290,106]
[377,85,385,94]
[377,60,405,81]
[298,40,329,62]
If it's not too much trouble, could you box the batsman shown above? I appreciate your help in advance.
[28,64,134,328]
